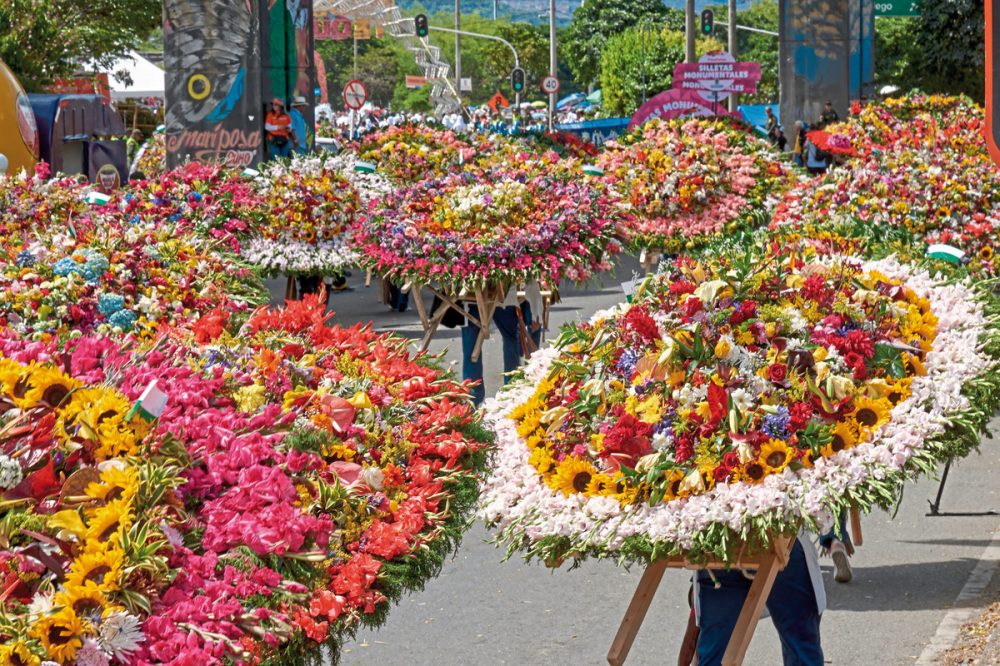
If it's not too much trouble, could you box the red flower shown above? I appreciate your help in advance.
[601,415,653,470]
[768,364,787,383]
[623,306,660,343]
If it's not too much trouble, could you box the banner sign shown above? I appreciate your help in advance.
[405,75,428,89]
[673,52,761,101]
[628,88,736,131]
[315,13,352,40]
[555,117,631,147]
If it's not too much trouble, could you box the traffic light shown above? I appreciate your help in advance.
[511,67,525,93]
[700,9,714,35]
[415,14,429,38]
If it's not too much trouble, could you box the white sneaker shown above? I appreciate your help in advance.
[830,541,853,583]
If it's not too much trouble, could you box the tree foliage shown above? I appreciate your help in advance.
[480,23,551,96]
[0,0,160,91]
[563,0,683,88]
[706,1,779,104]
[600,27,723,117]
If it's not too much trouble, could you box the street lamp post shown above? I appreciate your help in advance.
[548,0,556,132]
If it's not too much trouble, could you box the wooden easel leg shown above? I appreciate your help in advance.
[607,561,669,666]
[720,553,782,666]
[285,276,297,301]
[849,508,863,547]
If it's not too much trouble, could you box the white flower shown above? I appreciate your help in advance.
[730,388,755,413]
[98,612,145,661]
[75,639,110,666]
[0,455,23,490]
[27,591,53,619]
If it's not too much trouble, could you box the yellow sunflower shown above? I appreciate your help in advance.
[550,457,598,496]
[20,365,81,409]
[0,640,40,666]
[83,499,134,548]
[585,472,616,496]
[54,581,111,620]
[53,387,106,442]
[65,547,124,591]
[661,469,688,499]
[0,357,28,401]
[827,422,858,455]
[85,464,140,505]
[980,245,994,262]
[883,378,913,406]
[30,608,85,664]
[528,446,556,476]
[848,396,893,435]
[759,439,794,475]
[902,352,926,377]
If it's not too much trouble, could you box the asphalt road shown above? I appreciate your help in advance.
[266,257,1000,665]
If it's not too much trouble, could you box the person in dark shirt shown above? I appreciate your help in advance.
[818,100,839,128]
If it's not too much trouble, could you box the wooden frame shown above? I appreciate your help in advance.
[607,535,795,666]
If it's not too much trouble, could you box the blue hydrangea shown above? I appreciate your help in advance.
[761,407,791,440]
[169,212,182,222]
[97,293,126,316]
[128,214,141,226]
[108,309,137,331]
[15,250,35,267]
[52,257,80,277]
[616,348,643,377]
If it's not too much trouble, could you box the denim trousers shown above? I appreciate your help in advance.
[696,539,823,666]
[462,302,541,404]
[818,510,852,551]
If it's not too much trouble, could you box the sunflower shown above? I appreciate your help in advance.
[528,446,556,476]
[83,499,134,548]
[827,421,858,455]
[20,365,81,409]
[661,469,688,499]
[586,472,616,496]
[85,465,140,505]
[759,438,794,475]
[902,352,926,377]
[883,378,913,406]
[550,457,598,496]
[848,396,892,435]
[65,547,124,591]
[53,387,106,442]
[54,581,110,621]
[0,640,40,666]
[0,357,28,402]
[980,245,994,262]
[30,608,85,664]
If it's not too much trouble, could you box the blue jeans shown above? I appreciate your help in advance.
[269,138,293,159]
[462,302,541,404]
[819,510,852,551]
[697,540,823,666]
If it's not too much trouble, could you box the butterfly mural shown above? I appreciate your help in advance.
[164,0,259,126]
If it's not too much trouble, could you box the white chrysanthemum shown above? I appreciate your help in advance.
[27,591,53,619]
[730,388,755,413]
[98,612,145,661]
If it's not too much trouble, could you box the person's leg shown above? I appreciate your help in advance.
[491,306,522,379]
[820,510,853,583]
[297,275,320,295]
[695,570,752,666]
[521,301,542,349]
[766,540,824,666]
[462,304,486,404]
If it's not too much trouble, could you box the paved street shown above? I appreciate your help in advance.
[267,257,1000,665]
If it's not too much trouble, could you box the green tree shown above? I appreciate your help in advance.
[706,1,779,104]
[600,27,723,117]
[0,0,160,91]
[562,0,683,88]
[480,23,551,98]
[355,46,400,107]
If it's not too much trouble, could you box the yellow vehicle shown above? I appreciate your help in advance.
[0,59,39,175]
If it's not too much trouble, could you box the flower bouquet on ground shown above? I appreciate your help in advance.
[240,156,362,278]
[480,247,1000,566]
[353,167,626,294]
[597,118,796,254]
[354,124,475,183]
[0,294,491,664]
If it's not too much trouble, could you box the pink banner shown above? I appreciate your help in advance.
[673,57,761,97]
[628,88,737,131]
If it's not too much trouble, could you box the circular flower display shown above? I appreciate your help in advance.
[598,117,795,253]
[355,124,476,183]
[354,169,626,292]
[481,251,1000,565]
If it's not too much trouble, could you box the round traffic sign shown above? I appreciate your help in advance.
[541,75,560,95]
[343,79,368,110]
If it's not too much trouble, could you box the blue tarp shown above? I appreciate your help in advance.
[554,117,631,147]
[739,104,779,136]
[557,93,586,110]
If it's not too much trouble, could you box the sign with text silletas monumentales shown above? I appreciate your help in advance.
[874,0,920,16]
[673,52,762,101]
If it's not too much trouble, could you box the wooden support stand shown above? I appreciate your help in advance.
[607,535,794,666]
[638,248,663,274]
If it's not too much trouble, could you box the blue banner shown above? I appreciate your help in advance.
[554,117,631,147]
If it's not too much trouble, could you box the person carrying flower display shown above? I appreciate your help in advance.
[694,534,826,666]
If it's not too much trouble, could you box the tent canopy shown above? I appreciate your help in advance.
[101,51,165,99]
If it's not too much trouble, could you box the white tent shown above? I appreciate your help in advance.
[104,51,165,100]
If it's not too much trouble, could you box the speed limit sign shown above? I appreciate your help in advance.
[541,75,560,95]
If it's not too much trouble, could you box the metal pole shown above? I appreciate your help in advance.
[728,0,737,112]
[685,0,695,63]
[641,23,647,104]
[493,0,497,20]
[548,0,556,132]
[455,0,462,100]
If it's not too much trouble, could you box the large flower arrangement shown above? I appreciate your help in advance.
[240,156,362,277]
[481,249,1000,565]
[598,118,795,253]
[0,294,490,664]
[354,124,475,183]
[353,168,626,292]
[772,95,1000,275]
[132,133,167,178]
